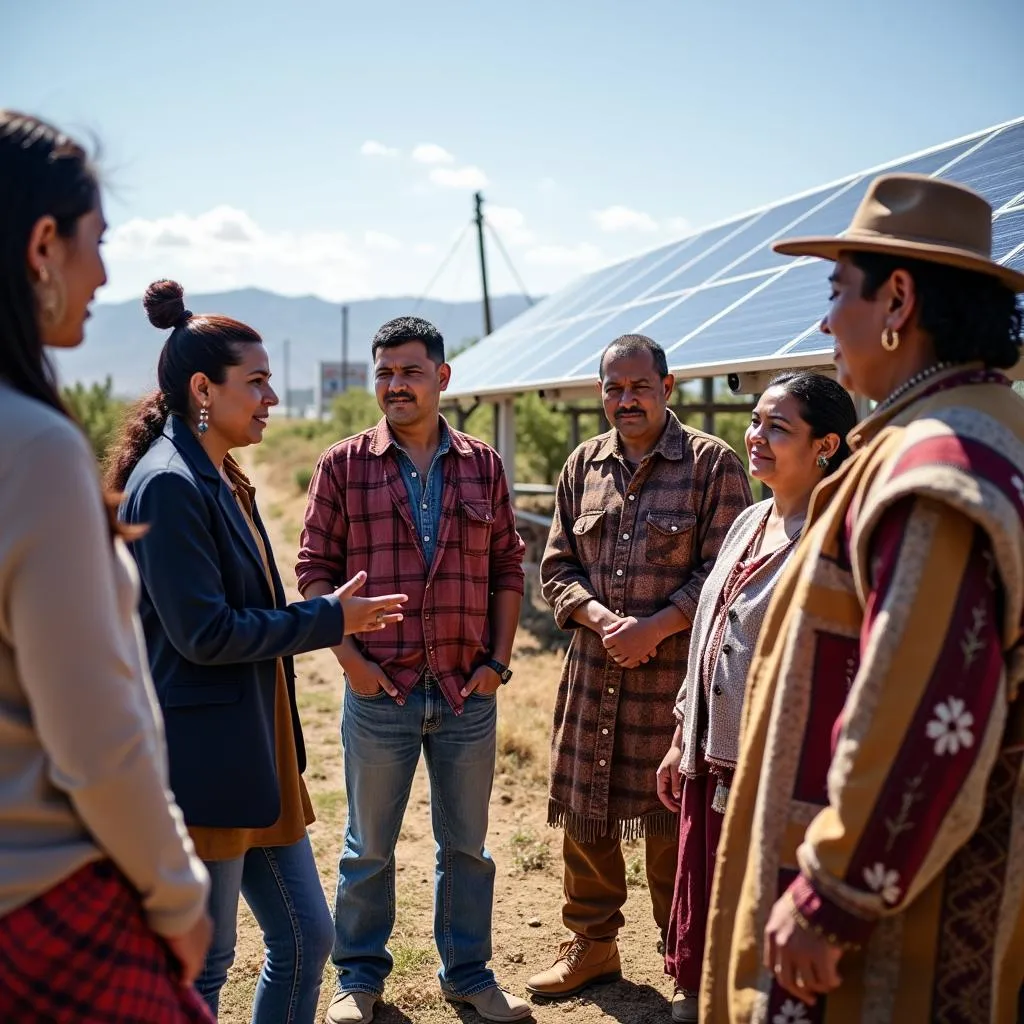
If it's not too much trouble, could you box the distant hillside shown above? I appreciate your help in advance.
[54,290,534,396]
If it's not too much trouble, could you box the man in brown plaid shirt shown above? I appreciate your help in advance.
[527,335,752,1007]
[296,318,529,1024]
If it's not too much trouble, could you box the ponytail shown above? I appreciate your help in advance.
[104,388,169,492]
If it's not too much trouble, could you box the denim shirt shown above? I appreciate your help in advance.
[393,424,451,569]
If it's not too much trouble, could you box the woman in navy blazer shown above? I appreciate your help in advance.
[108,280,405,1024]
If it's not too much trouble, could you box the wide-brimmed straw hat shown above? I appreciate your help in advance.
[773,173,1024,293]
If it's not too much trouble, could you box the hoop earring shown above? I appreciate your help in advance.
[35,266,66,329]
[881,327,900,352]
[198,402,210,435]
[816,454,829,470]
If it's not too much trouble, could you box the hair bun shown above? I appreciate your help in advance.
[143,279,190,331]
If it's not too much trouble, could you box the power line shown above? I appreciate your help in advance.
[485,220,535,308]
[414,222,472,311]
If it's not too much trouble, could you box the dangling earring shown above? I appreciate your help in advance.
[881,327,900,352]
[35,266,66,329]
[816,454,829,470]
[198,402,210,435]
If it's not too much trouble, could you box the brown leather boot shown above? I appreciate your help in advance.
[525,936,621,998]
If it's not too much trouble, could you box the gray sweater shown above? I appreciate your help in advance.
[0,383,208,935]
[675,499,798,776]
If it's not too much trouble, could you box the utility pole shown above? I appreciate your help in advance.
[282,338,291,418]
[474,191,493,337]
[341,304,349,393]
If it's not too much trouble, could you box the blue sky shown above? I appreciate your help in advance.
[3,0,1021,304]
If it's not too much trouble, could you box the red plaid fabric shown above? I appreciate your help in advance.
[296,417,525,713]
[0,859,213,1023]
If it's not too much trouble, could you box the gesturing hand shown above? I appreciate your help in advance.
[602,615,662,668]
[335,571,407,635]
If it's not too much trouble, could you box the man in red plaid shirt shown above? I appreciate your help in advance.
[297,317,528,1024]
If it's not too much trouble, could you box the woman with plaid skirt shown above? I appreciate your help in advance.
[0,111,214,1022]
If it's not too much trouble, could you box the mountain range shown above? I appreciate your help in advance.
[54,289,535,397]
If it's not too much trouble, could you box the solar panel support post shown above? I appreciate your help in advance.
[701,377,715,435]
[474,192,494,338]
[496,397,516,498]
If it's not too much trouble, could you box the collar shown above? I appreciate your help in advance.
[223,454,256,501]
[368,414,470,457]
[591,408,687,463]
[847,363,1008,450]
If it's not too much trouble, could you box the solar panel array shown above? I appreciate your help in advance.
[447,118,1024,399]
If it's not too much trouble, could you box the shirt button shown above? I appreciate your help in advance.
[601,728,608,735]
[622,532,630,540]
[616,569,623,577]
[614,609,622,616]
[722,644,732,655]
[608,687,615,694]
[713,685,723,696]
[411,471,418,477]
[671,525,678,532]
[728,609,738,622]
[422,503,428,509]
[599,759,607,767]
[424,536,430,543]
[628,494,636,501]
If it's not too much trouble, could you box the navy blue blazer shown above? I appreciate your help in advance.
[121,415,343,829]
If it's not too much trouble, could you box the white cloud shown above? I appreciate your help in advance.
[592,205,659,233]
[102,206,370,302]
[665,215,692,235]
[430,165,489,190]
[414,243,438,255]
[484,205,535,246]
[360,140,399,157]
[524,242,604,270]
[364,230,402,251]
[412,143,455,165]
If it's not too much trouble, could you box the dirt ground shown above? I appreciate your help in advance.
[217,449,676,1024]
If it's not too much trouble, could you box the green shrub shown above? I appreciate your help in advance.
[62,377,126,461]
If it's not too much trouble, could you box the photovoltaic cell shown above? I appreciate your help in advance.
[447,118,1024,398]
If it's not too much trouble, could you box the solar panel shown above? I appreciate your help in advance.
[447,117,1024,399]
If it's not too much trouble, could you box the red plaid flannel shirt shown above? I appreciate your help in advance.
[296,417,525,713]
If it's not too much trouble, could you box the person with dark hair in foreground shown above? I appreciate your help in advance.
[528,334,752,1002]
[297,317,529,1023]
[114,281,406,1024]
[0,111,213,1022]
[659,372,857,1022]
[703,174,1024,1023]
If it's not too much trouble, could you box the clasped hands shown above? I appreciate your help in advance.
[600,613,662,668]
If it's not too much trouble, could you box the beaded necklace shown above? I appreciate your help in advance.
[872,362,954,417]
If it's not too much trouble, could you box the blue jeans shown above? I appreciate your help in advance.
[196,834,334,1023]
[334,675,498,997]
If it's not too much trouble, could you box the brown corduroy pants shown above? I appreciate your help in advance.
[561,829,679,942]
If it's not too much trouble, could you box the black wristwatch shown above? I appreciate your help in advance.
[486,658,513,684]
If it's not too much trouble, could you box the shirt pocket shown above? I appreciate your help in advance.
[644,511,697,568]
[461,500,494,557]
[572,509,606,565]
